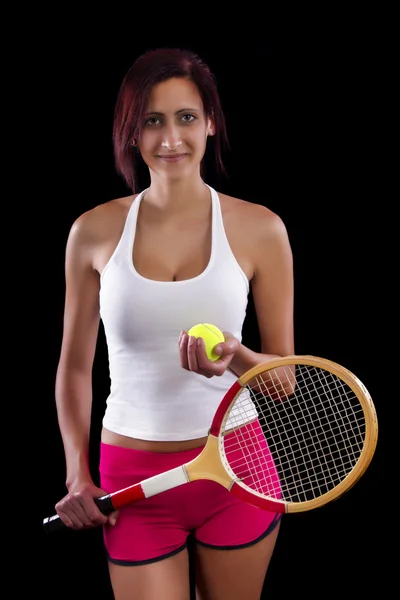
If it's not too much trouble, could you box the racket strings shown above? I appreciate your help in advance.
[222,364,367,503]
[225,419,279,498]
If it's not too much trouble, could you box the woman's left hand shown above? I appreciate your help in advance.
[178,330,240,378]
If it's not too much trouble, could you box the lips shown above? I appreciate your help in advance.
[157,154,188,162]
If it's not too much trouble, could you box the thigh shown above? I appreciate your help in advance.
[194,522,280,600]
[193,479,281,549]
[109,549,191,600]
[100,442,196,564]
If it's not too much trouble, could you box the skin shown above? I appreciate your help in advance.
[54,76,294,599]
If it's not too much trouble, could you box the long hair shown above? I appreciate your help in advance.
[112,48,229,193]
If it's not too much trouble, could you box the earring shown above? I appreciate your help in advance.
[131,139,137,147]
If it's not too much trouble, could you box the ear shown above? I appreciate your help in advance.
[207,116,215,136]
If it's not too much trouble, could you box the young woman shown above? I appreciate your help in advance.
[53,47,294,600]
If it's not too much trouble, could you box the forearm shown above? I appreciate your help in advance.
[55,368,94,489]
[230,343,296,399]
[229,343,280,377]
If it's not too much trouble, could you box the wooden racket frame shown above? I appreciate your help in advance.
[186,355,378,513]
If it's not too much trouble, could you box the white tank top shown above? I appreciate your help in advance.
[100,184,254,441]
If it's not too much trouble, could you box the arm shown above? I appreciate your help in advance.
[54,213,115,529]
[55,215,100,488]
[229,212,296,397]
[230,211,294,375]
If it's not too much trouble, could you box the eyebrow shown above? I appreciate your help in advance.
[144,108,200,116]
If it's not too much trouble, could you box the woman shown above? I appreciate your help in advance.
[53,47,294,600]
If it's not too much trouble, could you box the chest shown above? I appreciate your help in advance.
[132,215,213,282]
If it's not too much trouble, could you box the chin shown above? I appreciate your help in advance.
[156,162,199,180]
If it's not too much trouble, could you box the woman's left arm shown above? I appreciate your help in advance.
[229,209,295,377]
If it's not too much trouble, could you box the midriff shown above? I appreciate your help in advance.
[101,427,208,452]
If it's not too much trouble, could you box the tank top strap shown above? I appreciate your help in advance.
[207,184,223,239]
[207,184,232,256]
[206,184,249,288]
[119,188,147,256]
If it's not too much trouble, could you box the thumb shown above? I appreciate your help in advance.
[214,334,239,357]
[108,510,119,526]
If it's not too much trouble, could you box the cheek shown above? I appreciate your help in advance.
[139,132,158,155]
[191,128,209,150]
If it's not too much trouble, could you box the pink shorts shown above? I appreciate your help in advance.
[99,432,281,565]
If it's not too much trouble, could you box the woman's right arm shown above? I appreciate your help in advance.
[54,213,116,529]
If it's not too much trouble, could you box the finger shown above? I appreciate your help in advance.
[179,332,189,370]
[187,335,200,371]
[68,493,108,528]
[56,501,89,529]
[195,338,217,373]
[56,508,80,529]
[202,358,228,377]
[82,497,109,526]
[194,339,224,378]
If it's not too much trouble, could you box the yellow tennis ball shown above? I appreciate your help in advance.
[187,323,225,362]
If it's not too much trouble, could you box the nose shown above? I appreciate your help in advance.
[161,126,182,150]
[161,139,182,150]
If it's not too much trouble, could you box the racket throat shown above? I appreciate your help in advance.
[141,466,190,498]
[184,434,233,490]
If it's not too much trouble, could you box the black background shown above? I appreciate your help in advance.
[23,28,389,598]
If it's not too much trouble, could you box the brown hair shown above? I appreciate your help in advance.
[112,47,229,192]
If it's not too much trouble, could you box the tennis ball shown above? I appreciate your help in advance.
[187,323,225,361]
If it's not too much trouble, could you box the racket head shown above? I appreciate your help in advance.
[209,355,378,513]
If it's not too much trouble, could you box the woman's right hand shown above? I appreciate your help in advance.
[55,480,119,530]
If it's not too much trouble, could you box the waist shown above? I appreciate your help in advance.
[101,369,240,442]
[101,427,208,452]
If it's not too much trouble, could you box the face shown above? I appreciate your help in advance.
[137,77,214,182]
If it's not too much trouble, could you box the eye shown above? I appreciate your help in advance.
[181,114,197,123]
[144,116,161,127]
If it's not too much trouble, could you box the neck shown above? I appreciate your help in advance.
[144,175,210,214]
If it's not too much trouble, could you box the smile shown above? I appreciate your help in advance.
[157,154,188,162]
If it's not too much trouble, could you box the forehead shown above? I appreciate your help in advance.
[146,77,203,112]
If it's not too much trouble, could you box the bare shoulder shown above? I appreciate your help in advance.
[218,191,293,285]
[68,194,135,246]
[218,191,289,244]
[65,194,138,273]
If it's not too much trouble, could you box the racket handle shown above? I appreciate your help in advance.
[42,494,115,534]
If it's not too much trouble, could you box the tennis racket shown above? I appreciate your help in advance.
[43,355,378,533]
